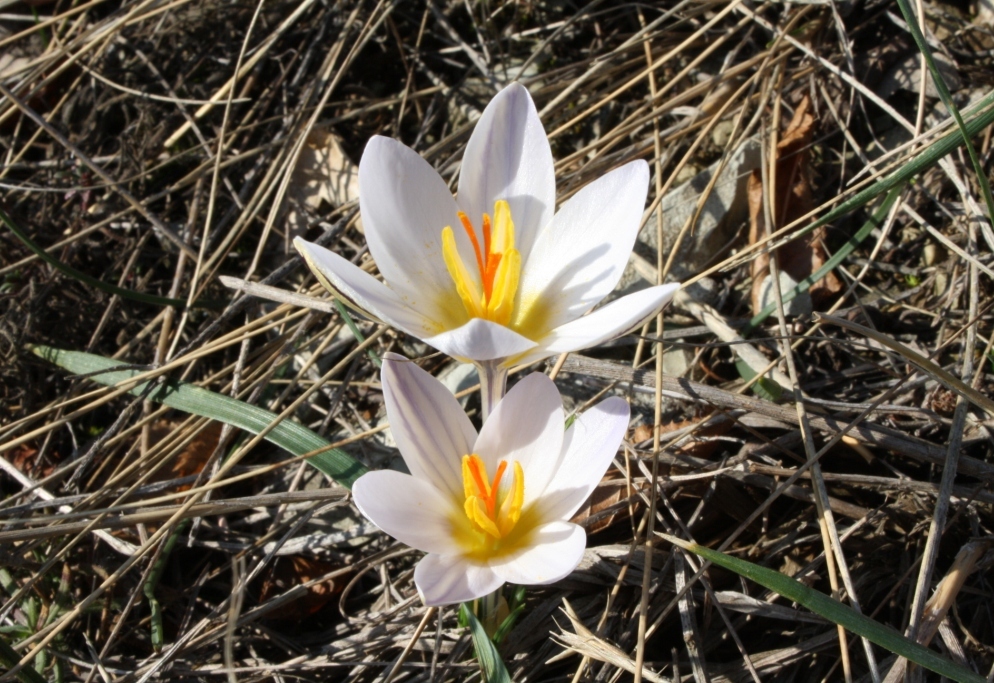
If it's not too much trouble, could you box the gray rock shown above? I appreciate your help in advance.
[756,270,812,317]
[437,361,479,407]
[618,137,762,291]
[879,52,962,100]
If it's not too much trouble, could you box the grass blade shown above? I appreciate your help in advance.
[664,534,985,683]
[814,314,994,417]
[459,604,512,683]
[0,633,47,683]
[30,345,367,488]
[1,207,219,310]
[333,298,381,368]
[725,91,994,271]
[747,185,904,330]
[735,358,782,401]
[894,0,994,225]
[810,92,994,233]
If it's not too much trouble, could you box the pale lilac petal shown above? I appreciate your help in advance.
[352,471,461,555]
[473,373,563,506]
[489,521,586,585]
[424,318,537,363]
[457,82,555,260]
[294,238,442,338]
[514,284,680,366]
[539,397,629,521]
[359,136,475,328]
[415,553,504,606]
[516,161,651,331]
[381,353,477,499]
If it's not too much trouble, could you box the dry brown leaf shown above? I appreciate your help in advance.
[571,479,626,533]
[632,423,653,443]
[674,416,732,460]
[883,541,991,682]
[257,556,343,621]
[0,54,32,81]
[8,443,55,478]
[147,420,223,489]
[287,126,361,237]
[749,95,842,316]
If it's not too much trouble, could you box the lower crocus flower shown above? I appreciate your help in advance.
[352,353,630,606]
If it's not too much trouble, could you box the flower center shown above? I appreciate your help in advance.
[441,200,521,327]
[461,453,523,539]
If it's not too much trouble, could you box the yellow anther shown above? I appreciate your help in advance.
[490,200,514,254]
[460,454,523,540]
[497,462,524,537]
[442,227,485,319]
[465,496,501,538]
[441,201,521,327]
[487,247,519,326]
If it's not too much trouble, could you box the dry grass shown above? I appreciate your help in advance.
[2,0,994,681]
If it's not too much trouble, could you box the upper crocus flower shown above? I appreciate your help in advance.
[352,353,630,606]
[295,82,679,366]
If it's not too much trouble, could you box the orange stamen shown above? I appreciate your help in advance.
[482,252,501,300]
[482,213,492,262]
[457,212,485,277]
[441,201,519,327]
[487,461,508,515]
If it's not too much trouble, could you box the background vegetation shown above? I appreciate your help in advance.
[1,0,993,681]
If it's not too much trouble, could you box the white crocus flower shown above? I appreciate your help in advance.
[295,82,679,368]
[352,353,630,606]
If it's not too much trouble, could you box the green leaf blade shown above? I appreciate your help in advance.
[31,345,367,489]
[459,604,512,683]
[1,208,218,310]
[747,186,904,331]
[674,537,985,683]
[735,359,783,401]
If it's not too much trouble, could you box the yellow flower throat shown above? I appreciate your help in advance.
[461,454,523,539]
[442,200,521,326]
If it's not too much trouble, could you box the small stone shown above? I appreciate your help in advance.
[673,163,700,186]
[879,51,962,100]
[437,362,479,407]
[757,270,812,317]
[662,347,691,377]
[711,119,736,149]
[615,136,763,294]
[682,277,720,307]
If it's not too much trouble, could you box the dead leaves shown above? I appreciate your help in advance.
[147,419,223,489]
[286,126,361,237]
[7,443,55,478]
[749,96,842,317]
[257,556,344,621]
[571,479,626,534]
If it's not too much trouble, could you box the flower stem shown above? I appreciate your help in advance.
[477,589,502,636]
[476,361,507,421]
[473,360,509,635]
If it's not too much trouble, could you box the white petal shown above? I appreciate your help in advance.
[359,136,474,328]
[539,397,630,521]
[514,283,680,366]
[352,471,461,555]
[489,521,586,585]
[415,553,504,606]
[424,318,537,363]
[516,161,650,330]
[381,353,477,498]
[457,83,555,260]
[294,238,442,338]
[473,373,563,506]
